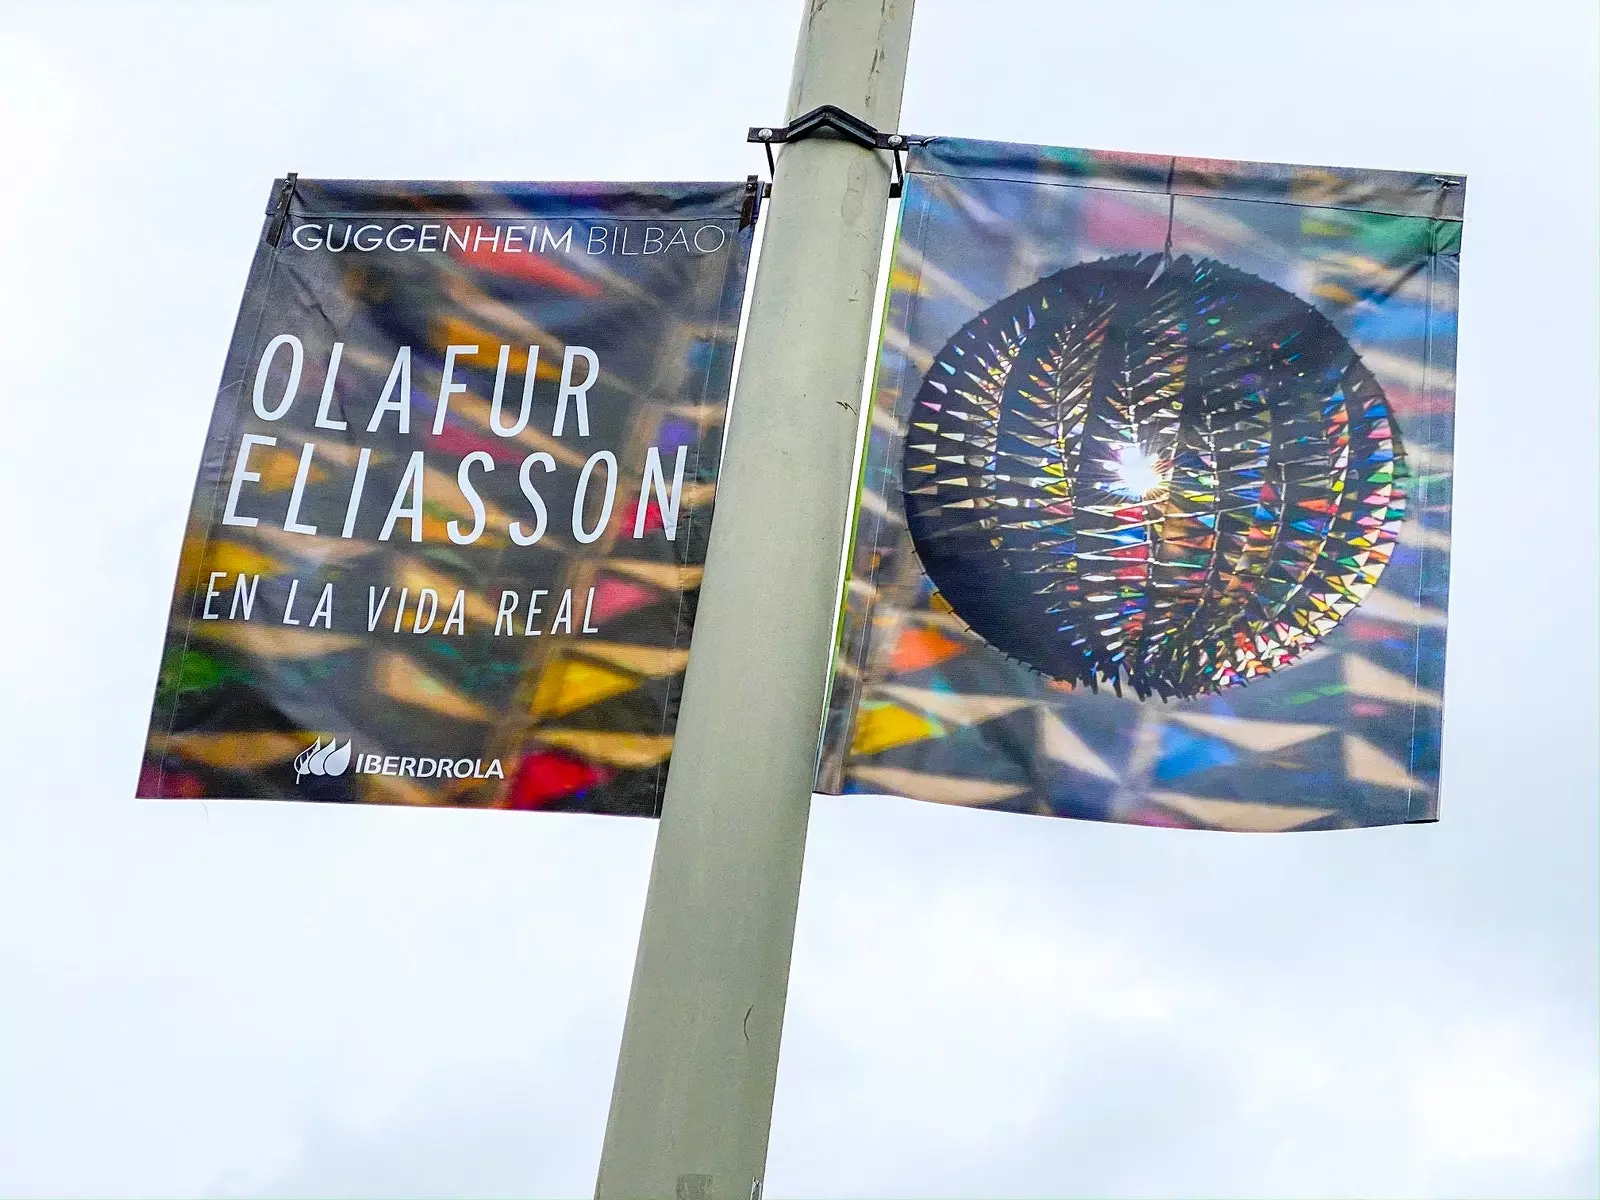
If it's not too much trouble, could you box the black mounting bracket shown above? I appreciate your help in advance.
[748,104,927,198]
[265,171,298,247]
[738,173,769,230]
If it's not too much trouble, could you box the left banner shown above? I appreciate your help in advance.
[139,179,757,814]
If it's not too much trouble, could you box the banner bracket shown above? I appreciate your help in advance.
[264,172,298,248]
[748,105,925,196]
[738,174,769,230]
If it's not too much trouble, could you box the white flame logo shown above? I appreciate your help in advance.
[294,737,352,782]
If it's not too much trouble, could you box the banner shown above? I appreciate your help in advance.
[820,140,1464,832]
[140,178,757,814]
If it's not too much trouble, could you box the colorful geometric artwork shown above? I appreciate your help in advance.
[821,139,1463,832]
[140,178,756,815]
[906,254,1407,700]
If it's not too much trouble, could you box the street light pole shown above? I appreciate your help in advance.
[593,1,914,1197]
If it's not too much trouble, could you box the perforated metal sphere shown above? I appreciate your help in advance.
[903,254,1406,700]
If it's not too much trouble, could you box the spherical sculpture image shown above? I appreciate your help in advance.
[903,254,1406,701]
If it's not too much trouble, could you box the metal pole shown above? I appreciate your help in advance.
[594,2,914,1197]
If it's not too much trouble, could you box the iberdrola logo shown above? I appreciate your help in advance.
[294,737,352,783]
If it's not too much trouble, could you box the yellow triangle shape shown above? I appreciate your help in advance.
[1343,735,1426,790]
[397,559,502,627]
[574,641,690,679]
[252,524,376,564]
[1398,521,1451,551]
[850,764,1026,807]
[531,656,639,719]
[879,684,1031,727]
[375,651,492,723]
[1035,708,1118,779]
[1170,712,1333,753]
[255,444,326,493]
[190,537,282,581]
[535,729,674,769]
[664,402,727,428]
[1358,589,1448,628]
[360,772,439,807]
[851,701,943,756]
[191,622,363,660]
[1344,656,1442,707]
[1152,791,1336,832]
[607,559,703,591]
[148,731,306,770]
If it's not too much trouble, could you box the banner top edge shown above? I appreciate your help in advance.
[906,137,1466,222]
[265,178,759,221]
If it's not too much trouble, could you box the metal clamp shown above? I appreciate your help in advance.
[738,174,770,230]
[748,104,926,197]
[265,172,298,247]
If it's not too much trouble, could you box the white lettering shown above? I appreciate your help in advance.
[202,572,226,620]
[368,346,413,433]
[494,590,518,635]
[433,344,477,435]
[551,589,573,635]
[489,345,538,437]
[693,225,728,253]
[448,451,493,545]
[443,590,467,635]
[309,583,334,629]
[572,451,617,544]
[314,342,348,431]
[367,586,391,632]
[282,578,302,626]
[553,346,599,436]
[230,574,259,620]
[635,444,688,540]
[222,434,275,528]
[412,588,438,634]
[342,447,371,538]
[511,452,555,545]
[282,442,319,535]
[379,451,426,543]
[253,334,303,420]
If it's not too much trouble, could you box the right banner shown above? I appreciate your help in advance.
[819,139,1465,832]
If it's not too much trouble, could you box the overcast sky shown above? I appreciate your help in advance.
[0,1,1596,1197]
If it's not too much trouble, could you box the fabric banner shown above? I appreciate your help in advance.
[820,139,1464,832]
[140,178,756,814]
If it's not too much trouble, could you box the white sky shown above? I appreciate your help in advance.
[0,1,1595,1197]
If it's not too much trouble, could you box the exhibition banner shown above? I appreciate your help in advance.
[820,139,1464,831]
[140,178,756,814]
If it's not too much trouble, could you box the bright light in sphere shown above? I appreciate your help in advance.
[1109,442,1165,499]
